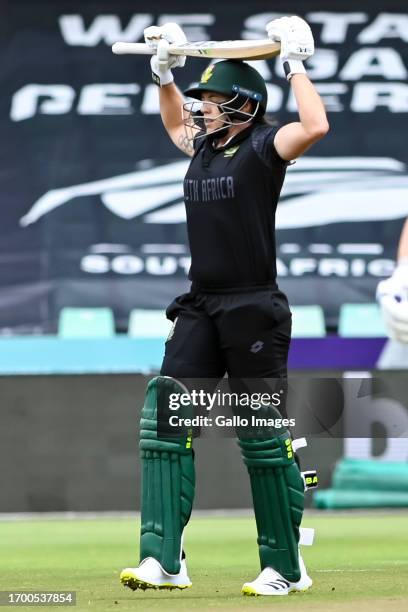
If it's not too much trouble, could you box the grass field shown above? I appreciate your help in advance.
[0,513,407,611]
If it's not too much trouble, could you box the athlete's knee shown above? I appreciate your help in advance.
[140,375,194,451]
[161,357,206,378]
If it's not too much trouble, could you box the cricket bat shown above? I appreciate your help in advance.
[112,39,281,61]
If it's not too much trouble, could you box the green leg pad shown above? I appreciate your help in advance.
[238,433,304,582]
[139,376,195,574]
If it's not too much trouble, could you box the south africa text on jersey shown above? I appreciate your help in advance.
[184,177,235,203]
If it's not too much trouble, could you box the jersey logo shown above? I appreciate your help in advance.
[200,64,215,83]
[224,145,240,158]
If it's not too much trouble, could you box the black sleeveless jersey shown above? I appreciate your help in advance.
[183,123,288,290]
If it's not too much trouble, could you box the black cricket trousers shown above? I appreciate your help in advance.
[160,286,292,380]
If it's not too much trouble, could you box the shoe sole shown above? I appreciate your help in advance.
[242,583,312,597]
[290,585,312,593]
[290,579,313,593]
[120,570,192,591]
[242,585,288,597]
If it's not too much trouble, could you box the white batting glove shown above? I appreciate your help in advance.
[266,16,314,81]
[377,261,408,343]
[144,23,187,87]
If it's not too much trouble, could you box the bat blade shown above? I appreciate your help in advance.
[112,39,280,60]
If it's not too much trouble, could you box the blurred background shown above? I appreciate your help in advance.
[0,0,407,514]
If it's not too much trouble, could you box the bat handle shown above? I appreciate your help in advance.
[157,39,170,69]
[111,42,154,55]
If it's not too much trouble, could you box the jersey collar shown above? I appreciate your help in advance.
[211,123,254,151]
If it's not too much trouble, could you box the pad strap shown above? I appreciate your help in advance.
[299,527,315,546]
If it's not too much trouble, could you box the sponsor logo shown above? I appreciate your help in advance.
[303,470,319,489]
[250,340,264,354]
[285,438,293,459]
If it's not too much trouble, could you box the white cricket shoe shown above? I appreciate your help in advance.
[242,554,312,596]
[120,557,192,591]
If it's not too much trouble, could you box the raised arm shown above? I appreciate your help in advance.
[266,16,329,161]
[397,218,408,261]
[156,82,193,157]
[377,218,408,343]
[144,23,194,157]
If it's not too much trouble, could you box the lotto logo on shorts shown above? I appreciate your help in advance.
[250,340,264,353]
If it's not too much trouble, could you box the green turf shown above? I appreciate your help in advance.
[0,514,407,611]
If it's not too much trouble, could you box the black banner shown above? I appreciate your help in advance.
[1,0,408,331]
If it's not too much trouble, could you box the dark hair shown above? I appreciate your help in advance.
[254,113,278,127]
[248,98,278,127]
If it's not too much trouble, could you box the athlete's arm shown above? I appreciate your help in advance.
[157,83,194,158]
[274,75,329,161]
[266,16,329,161]
[397,218,408,261]
[144,23,194,157]
[376,218,408,343]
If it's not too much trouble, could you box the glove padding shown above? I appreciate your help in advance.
[377,262,408,343]
[144,23,187,86]
[266,16,314,61]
